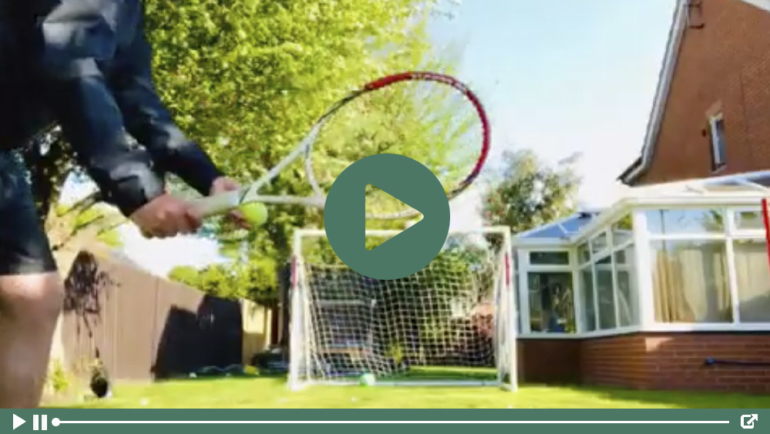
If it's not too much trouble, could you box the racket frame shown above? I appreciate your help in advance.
[191,71,490,220]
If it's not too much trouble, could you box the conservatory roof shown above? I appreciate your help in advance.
[517,212,601,240]
[514,170,770,245]
[620,170,770,198]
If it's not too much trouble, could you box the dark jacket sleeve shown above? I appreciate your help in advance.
[34,0,165,217]
[109,8,224,197]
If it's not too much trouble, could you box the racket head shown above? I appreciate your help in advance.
[304,71,490,220]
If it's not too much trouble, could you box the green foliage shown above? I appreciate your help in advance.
[167,265,202,287]
[46,201,125,256]
[168,259,278,306]
[144,0,459,262]
[482,149,582,235]
[96,227,123,248]
[46,358,71,394]
[144,0,467,313]
[615,214,633,231]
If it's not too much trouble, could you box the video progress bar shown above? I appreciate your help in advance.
[52,419,731,426]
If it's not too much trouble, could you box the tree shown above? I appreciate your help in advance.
[144,0,465,309]
[167,260,278,307]
[482,149,582,235]
[144,0,461,258]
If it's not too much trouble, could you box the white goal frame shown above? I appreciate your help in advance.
[287,227,517,392]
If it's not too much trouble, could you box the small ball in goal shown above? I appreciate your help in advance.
[359,373,376,387]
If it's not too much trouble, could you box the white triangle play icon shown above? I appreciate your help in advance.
[366,184,419,219]
[13,414,25,430]
[365,185,421,250]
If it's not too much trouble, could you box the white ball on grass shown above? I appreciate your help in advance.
[359,373,376,387]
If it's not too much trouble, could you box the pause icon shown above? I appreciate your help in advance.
[33,415,48,431]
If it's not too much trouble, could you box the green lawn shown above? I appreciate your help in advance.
[45,377,770,409]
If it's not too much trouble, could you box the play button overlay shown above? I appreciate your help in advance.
[324,154,450,280]
[13,414,25,430]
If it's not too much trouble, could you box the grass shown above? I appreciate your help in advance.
[45,376,770,409]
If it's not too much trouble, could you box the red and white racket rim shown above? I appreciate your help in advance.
[361,71,491,200]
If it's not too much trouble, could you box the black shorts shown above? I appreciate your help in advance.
[0,152,57,276]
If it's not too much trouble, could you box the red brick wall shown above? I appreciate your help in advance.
[520,332,770,393]
[636,0,770,185]
[581,334,648,389]
[517,339,581,384]
[641,333,770,393]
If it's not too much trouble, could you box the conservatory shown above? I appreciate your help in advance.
[512,171,770,392]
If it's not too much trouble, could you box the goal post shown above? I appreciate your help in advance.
[288,227,517,391]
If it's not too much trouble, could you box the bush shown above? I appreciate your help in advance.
[47,359,70,394]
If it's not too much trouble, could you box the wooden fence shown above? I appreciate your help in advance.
[55,249,272,382]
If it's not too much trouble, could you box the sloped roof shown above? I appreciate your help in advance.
[516,170,770,245]
[619,0,770,184]
[517,212,602,240]
[623,169,770,197]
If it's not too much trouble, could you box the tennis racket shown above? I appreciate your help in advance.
[190,71,491,221]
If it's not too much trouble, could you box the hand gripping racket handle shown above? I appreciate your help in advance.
[190,191,241,218]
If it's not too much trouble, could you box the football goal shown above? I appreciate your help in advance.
[288,227,517,391]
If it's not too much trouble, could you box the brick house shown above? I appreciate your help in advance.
[514,0,770,393]
[620,0,770,185]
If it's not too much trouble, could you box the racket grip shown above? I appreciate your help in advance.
[190,191,241,218]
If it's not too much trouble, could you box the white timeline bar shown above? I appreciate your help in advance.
[52,419,730,426]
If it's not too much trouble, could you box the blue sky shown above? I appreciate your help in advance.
[65,0,678,276]
[433,0,676,229]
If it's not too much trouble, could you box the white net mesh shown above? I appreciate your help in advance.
[288,228,516,390]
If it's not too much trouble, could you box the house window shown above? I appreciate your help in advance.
[574,216,641,333]
[578,243,591,264]
[595,256,616,329]
[646,209,724,235]
[611,214,634,246]
[527,272,575,333]
[734,209,766,231]
[529,251,570,265]
[650,239,732,323]
[647,206,770,326]
[709,113,727,170]
[733,239,770,323]
[591,232,609,255]
[614,245,638,327]
[580,268,596,331]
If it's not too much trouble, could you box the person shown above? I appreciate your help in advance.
[0,1,244,408]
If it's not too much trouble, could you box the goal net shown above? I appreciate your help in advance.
[288,227,517,391]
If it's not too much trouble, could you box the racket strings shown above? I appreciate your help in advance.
[308,79,483,220]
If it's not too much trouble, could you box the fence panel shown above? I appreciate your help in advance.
[60,249,259,382]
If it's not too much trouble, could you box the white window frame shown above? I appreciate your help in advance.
[709,113,727,170]
[517,248,576,336]
[631,205,770,331]
[516,203,770,340]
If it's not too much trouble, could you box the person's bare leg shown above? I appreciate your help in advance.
[0,273,64,408]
